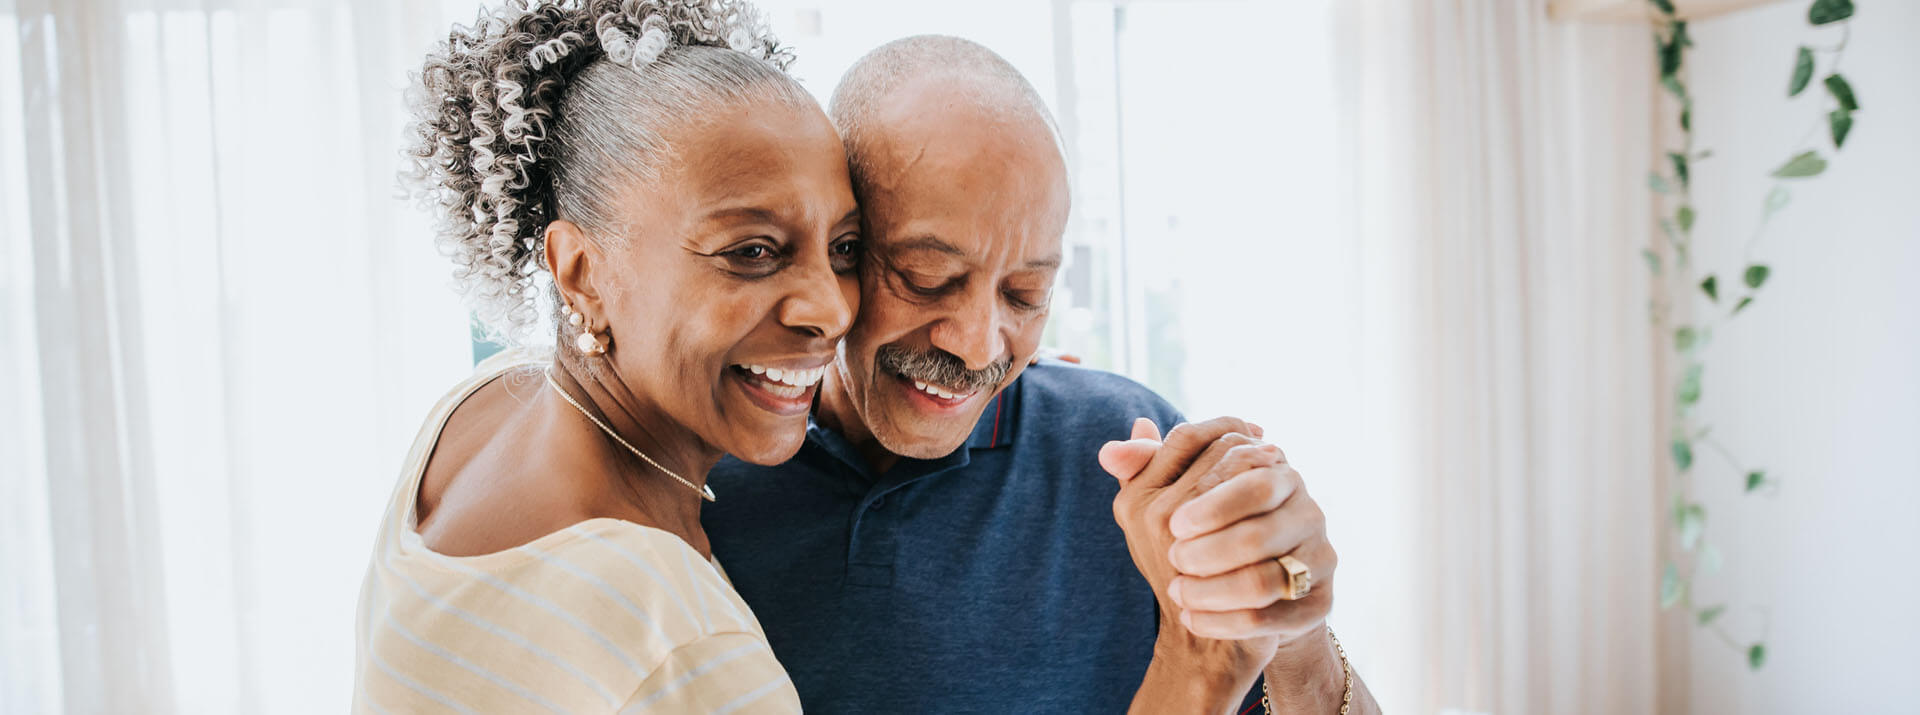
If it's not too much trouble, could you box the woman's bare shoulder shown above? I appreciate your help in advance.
[414,370,607,558]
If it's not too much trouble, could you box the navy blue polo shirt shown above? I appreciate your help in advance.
[703,361,1265,713]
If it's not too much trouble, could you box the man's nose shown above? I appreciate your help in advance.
[928,286,1004,372]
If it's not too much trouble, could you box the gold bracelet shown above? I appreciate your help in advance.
[1262,625,1352,715]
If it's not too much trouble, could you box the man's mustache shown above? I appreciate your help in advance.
[875,345,1011,394]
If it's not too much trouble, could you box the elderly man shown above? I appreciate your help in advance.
[703,35,1378,714]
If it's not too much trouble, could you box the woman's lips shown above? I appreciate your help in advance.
[730,363,823,417]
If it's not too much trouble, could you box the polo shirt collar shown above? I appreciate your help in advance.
[965,374,1022,450]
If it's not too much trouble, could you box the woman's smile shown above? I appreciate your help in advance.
[729,357,834,416]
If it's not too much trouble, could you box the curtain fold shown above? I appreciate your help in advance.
[1339,2,1665,712]
[6,1,1677,712]
[2,0,475,712]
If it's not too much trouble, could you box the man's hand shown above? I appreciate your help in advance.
[1102,417,1336,645]
[1102,416,1356,714]
[1101,416,1286,712]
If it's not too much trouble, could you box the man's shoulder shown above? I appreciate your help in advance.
[1011,360,1184,434]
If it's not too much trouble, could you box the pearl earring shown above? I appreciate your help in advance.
[562,303,607,355]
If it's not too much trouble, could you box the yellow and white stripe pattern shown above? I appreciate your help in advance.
[353,353,800,713]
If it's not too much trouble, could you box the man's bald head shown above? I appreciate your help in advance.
[828,34,1064,196]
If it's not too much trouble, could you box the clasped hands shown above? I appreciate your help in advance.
[1100,417,1337,674]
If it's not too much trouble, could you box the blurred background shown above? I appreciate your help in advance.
[3,0,1915,712]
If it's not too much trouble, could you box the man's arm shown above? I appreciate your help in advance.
[1103,416,1378,714]
[1263,628,1380,715]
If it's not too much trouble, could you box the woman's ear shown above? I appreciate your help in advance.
[545,220,601,319]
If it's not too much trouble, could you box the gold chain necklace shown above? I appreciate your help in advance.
[543,368,716,503]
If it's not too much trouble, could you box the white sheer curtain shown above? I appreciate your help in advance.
[5,0,1674,712]
[1,0,474,712]
[1336,2,1665,712]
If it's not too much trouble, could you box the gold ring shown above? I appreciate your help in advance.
[1277,554,1312,600]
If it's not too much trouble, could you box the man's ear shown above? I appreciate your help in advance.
[545,220,601,318]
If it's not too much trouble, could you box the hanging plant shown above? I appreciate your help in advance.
[1643,0,1858,672]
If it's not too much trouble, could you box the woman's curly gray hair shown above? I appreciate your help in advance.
[405,0,807,345]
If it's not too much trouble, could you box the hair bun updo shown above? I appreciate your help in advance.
[404,0,800,346]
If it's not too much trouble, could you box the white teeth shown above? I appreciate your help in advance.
[734,364,825,389]
[910,378,967,400]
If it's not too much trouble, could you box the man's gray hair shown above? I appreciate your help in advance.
[827,35,1063,193]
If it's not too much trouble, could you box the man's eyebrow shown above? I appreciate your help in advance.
[891,235,966,256]
[1025,253,1063,270]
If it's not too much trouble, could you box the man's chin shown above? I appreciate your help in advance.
[868,397,982,460]
[870,420,972,460]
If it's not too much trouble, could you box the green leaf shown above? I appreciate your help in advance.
[1809,0,1854,25]
[1648,0,1675,14]
[1772,150,1827,178]
[1734,296,1755,314]
[1679,364,1703,407]
[1662,74,1687,99]
[1670,152,1691,188]
[1825,74,1859,111]
[1744,264,1771,289]
[1676,326,1698,352]
[1660,562,1684,608]
[1649,173,1672,194]
[1677,205,1696,233]
[1659,38,1682,78]
[1748,642,1767,670]
[1747,470,1767,492]
[1700,275,1718,302]
[1831,109,1853,148]
[1698,604,1727,625]
[1672,438,1694,471]
[1642,248,1663,276]
[1681,105,1692,132]
[1765,186,1791,216]
[1679,504,1706,549]
[1789,46,1814,96]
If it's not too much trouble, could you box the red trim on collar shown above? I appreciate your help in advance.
[989,392,1004,445]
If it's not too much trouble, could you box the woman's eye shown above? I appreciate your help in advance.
[719,242,785,277]
[829,237,864,272]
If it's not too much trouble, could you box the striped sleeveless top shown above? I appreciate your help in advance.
[353,352,801,713]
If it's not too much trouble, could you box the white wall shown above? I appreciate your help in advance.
[1680,3,1920,711]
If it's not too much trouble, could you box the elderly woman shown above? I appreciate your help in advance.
[352,1,860,711]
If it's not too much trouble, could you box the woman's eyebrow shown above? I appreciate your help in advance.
[700,206,781,224]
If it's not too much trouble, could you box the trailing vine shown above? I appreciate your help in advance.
[1645,0,1858,672]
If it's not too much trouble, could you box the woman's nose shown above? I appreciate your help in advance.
[777,255,855,339]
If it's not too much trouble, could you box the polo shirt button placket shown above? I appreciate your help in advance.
[847,492,896,588]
